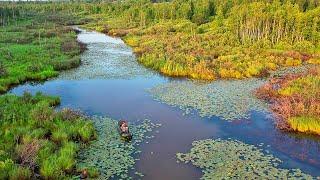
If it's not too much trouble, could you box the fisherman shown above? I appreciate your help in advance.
[118,120,132,141]
[120,121,129,133]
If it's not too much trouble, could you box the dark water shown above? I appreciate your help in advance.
[9,29,320,179]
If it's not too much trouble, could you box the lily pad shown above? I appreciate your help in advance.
[148,79,268,121]
[77,116,160,179]
[176,139,314,179]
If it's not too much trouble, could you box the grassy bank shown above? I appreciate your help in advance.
[0,8,98,179]
[256,66,320,135]
[0,92,96,179]
[0,13,86,93]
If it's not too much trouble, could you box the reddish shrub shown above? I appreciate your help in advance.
[17,140,41,171]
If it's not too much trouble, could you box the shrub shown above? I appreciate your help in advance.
[16,140,41,171]
[284,58,302,67]
[256,66,320,134]
[307,58,320,65]
[40,155,61,179]
[51,56,81,71]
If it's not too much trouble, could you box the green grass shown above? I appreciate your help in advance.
[0,16,82,93]
[0,92,96,179]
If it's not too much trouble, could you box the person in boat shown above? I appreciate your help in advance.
[118,120,132,140]
[120,121,129,133]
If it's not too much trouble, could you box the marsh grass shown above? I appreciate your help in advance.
[256,66,320,135]
[288,116,320,135]
[0,15,83,94]
[0,92,96,179]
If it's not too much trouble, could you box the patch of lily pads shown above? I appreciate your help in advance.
[58,30,153,80]
[148,79,268,121]
[176,139,314,179]
[76,116,160,179]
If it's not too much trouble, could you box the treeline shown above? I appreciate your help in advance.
[2,0,319,46]
[1,0,319,80]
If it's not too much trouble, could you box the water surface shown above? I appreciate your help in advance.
[9,29,320,179]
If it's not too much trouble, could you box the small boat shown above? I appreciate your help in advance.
[118,120,132,141]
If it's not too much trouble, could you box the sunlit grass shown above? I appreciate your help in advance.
[288,116,320,135]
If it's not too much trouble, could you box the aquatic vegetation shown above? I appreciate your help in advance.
[256,66,320,135]
[76,117,161,179]
[58,30,154,80]
[177,139,314,179]
[148,79,268,120]
[0,92,96,179]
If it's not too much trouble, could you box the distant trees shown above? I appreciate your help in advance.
[1,0,319,46]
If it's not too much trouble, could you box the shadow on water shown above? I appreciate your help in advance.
[9,29,320,179]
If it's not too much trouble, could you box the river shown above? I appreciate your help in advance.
[9,29,320,179]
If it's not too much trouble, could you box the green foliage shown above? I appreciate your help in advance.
[0,159,31,180]
[0,93,95,179]
[0,14,82,93]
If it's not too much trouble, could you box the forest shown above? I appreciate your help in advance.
[0,0,319,179]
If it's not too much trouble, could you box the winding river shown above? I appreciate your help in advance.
[9,29,320,179]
